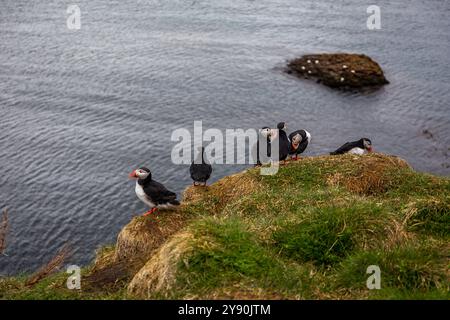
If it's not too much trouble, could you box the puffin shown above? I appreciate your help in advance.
[253,127,272,166]
[330,138,373,155]
[277,122,290,162]
[288,129,312,160]
[128,167,180,216]
[190,146,212,186]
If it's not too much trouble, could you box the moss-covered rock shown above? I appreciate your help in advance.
[286,53,389,89]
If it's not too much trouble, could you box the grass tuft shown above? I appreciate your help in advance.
[335,244,449,294]
[408,199,450,238]
[25,245,71,287]
[272,206,367,266]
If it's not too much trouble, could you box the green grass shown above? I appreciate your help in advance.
[172,218,307,298]
[0,269,126,300]
[335,243,449,299]
[1,154,449,299]
[408,199,450,238]
[273,206,365,266]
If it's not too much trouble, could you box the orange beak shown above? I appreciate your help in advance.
[368,147,373,153]
[129,170,137,179]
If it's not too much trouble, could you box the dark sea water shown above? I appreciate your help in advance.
[1,0,449,275]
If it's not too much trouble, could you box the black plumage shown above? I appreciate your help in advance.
[129,167,179,216]
[190,147,212,186]
[139,177,180,206]
[330,138,372,155]
[277,122,290,162]
[288,129,310,158]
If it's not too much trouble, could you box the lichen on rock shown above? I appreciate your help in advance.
[286,53,389,89]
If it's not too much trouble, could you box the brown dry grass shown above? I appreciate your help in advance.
[0,209,8,255]
[383,206,417,250]
[25,245,71,287]
[83,212,190,290]
[84,259,141,291]
[127,231,194,298]
[326,154,410,195]
[83,245,131,290]
[114,216,165,262]
[183,170,262,213]
[115,212,189,262]
[92,245,116,270]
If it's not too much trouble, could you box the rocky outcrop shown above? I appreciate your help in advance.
[286,53,389,89]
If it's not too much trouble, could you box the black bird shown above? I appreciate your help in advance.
[129,167,180,216]
[288,129,311,160]
[277,122,290,162]
[190,147,212,186]
[330,138,373,155]
[253,127,272,166]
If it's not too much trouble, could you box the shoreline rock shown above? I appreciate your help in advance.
[286,53,389,90]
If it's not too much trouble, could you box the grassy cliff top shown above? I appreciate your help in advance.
[1,154,449,299]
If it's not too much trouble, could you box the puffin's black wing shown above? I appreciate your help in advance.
[278,130,290,161]
[190,162,212,182]
[330,141,355,155]
[143,180,177,204]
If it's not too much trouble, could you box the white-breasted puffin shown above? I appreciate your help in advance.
[129,167,180,216]
[277,122,290,163]
[330,138,373,155]
[288,129,311,160]
[253,127,273,166]
[190,146,212,186]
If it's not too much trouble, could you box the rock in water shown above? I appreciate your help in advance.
[286,53,389,89]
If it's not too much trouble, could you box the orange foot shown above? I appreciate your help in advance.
[143,208,157,217]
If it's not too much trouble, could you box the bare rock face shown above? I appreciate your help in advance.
[286,53,389,89]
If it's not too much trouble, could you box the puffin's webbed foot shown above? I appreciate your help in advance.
[143,208,157,217]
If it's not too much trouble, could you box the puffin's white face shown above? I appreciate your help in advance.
[135,169,150,179]
[269,129,279,141]
[260,128,271,138]
[292,133,302,145]
[129,168,150,180]
[363,139,373,152]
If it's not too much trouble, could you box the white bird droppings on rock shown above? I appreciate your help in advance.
[315,60,319,64]
[340,77,345,82]
[351,70,356,73]
[301,66,306,70]
[307,60,311,63]
[342,65,348,69]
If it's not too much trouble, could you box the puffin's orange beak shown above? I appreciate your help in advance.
[129,170,137,179]
[368,147,373,153]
